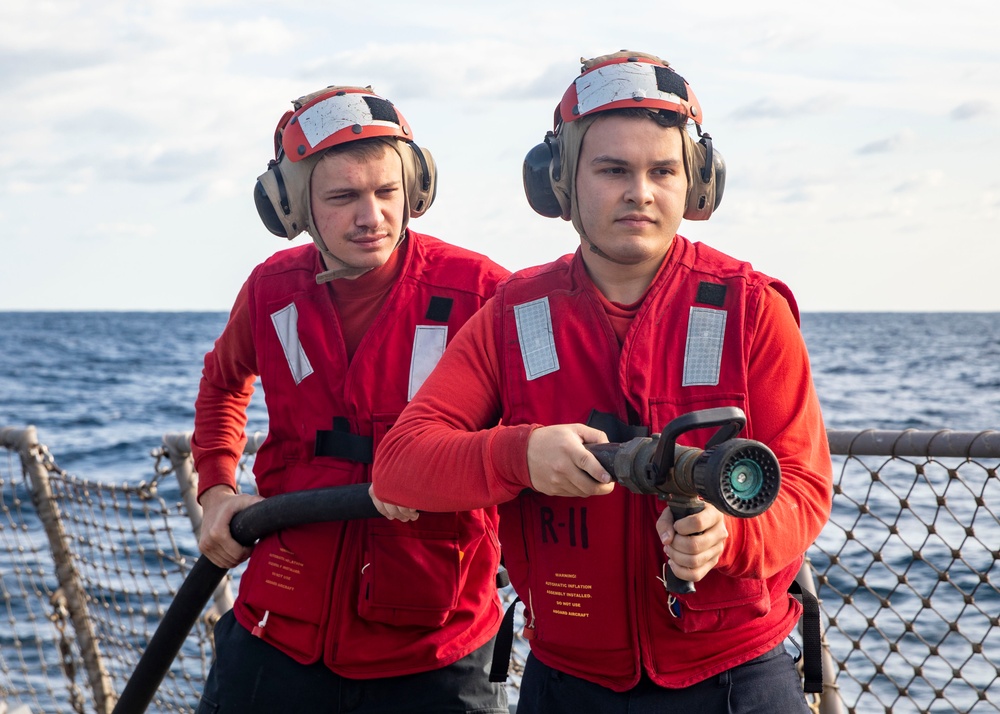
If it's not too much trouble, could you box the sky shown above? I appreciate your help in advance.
[1,0,997,312]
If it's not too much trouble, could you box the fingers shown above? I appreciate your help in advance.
[658,503,728,583]
[655,506,675,544]
[527,424,615,497]
[198,487,262,569]
[369,484,420,522]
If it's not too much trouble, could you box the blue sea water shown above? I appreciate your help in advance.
[1,311,997,483]
[0,312,266,483]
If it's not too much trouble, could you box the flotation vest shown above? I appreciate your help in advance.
[235,232,507,677]
[494,236,804,690]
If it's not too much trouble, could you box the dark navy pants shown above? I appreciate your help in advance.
[516,645,810,714]
[197,610,508,713]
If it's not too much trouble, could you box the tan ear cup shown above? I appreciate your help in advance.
[551,114,598,225]
[399,140,437,218]
[682,131,724,221]
[254,152,319,239]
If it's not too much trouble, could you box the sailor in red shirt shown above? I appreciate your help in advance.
[373,52,833,713]
[192,86,509,713]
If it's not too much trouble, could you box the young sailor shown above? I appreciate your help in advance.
[192,85,509,713]
[373,51,833,713]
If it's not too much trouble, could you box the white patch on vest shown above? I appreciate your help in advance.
[270,303,314,385]
[408,325,448,401]
[682,307,726,386]
[514,297,560,380]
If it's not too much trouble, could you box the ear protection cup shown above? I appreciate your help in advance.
[523,133,563,218]
[254,161,292,237]
[682,132,726,221]
[254,150,317,239]
[254,180,287,237]
[400,141,437,217]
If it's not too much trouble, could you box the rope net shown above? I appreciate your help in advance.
[2,446,84,713]
[0,431,254,714]
[2,427,998,713]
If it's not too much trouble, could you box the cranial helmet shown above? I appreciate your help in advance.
[254,86,438,283]
[522,51,726,234]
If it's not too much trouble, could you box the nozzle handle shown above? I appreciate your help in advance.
[665,496,703,594]
[651,407,747,488]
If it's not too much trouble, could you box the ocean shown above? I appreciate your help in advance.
[1,311,999,712]
[2,311,997,484]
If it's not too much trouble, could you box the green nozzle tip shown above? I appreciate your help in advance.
[727,459,764,500]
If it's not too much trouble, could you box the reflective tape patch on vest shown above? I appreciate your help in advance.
[682,307,726,386]
[514,297,560,380]
[408,325,448,400]
[271,302,314,385]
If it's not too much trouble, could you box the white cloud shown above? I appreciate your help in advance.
[729,94,844,121]
[951,100,993,120]
[857,129,916,155]
[86,222,157,240]
[892,170,944,194]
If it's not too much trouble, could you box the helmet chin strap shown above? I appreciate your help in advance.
[313,230,407,285]
[580,232,632,266]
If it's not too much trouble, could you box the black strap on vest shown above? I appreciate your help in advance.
[695,281,728,307]
[789,579,823,693]
[489,595,521,683]
[585,409,650,442]
[425,296,453,323]
[314,417,374,463]
[495,568,510,589]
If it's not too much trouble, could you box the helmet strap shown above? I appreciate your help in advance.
[313,230,407,284]
[580,232,632,266]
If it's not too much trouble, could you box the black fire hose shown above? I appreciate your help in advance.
[112,483,380,714]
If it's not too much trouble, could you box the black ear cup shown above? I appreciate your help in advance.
[523,133,562,218]
[708,141,726,212]
[255,179,288,237]
[254,155,299,237]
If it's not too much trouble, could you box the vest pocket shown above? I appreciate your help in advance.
[238,526,332,661]
[648,393,748,449]
[358,526,463,628]
[667,569,770,634]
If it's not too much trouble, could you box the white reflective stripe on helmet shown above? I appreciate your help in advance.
[575,61,683,118]
[297,93,399,151]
